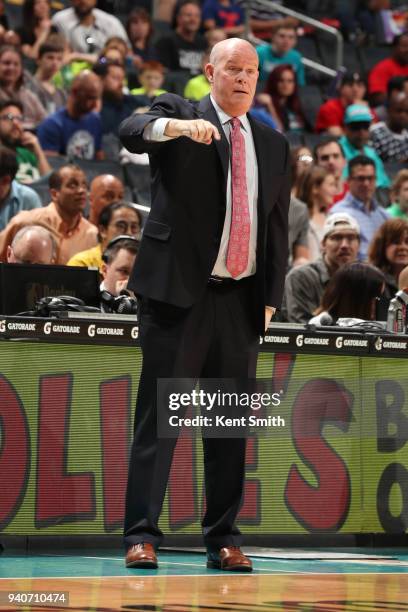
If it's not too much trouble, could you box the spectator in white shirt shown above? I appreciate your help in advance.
[52,0,130,55]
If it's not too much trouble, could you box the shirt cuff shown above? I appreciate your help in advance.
[143,118,173,142]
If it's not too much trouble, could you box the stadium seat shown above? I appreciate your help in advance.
[297,35,321,65]
[70,158,125,185]
[299,84,323,127]
[343,42,363,74]
[101,133,121,160]
[303,132,323,151]
[29,174,52,206]
[4,2,23,30]
[285,132,303,147]
[359,45,390,76]
[163,71,190,97]
[46,155,69,171]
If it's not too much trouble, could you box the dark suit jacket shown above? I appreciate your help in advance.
[119,94,290,334]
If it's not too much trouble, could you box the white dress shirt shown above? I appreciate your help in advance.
[143,96,258,279]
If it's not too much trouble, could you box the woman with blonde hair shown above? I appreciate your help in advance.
[297,165,336,261]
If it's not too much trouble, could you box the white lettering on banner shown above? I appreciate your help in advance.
[44,322,51,334]
[344,339,368,347]
[88,324,95,338]
[375,337,383,351]
[383,341,407,350]
[336,337,368,349]
[264,336,290,344]
[8,322,36,332]
[131,326,139,339]
[304,337,329,346]
[0,320,5,332]
[51,325,80,334]
[296,334,304,347]
[88,324,124,337]
[96,327,124,336]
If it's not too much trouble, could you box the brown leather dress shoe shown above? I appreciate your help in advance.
[207,546,252,572]
[125,543,158,569]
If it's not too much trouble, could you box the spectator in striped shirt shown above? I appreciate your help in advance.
[370,92,408,162]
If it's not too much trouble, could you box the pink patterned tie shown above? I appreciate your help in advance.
[226,117,250,278]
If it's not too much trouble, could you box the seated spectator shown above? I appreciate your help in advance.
[283,212,360,323]
[297,166,336,261]
[24,35,67,114]
[0,99,50,183]
[94,61,146,136]
[88,174,124,225]
[100,236,139,302]
[0,45,46,128]
[202,0,245,37]
[0,145,41,230]
[235,0,298,41]
[38,71,103,159]
[309,262,385,326]
[256,25,305,85]
[288,196,309,268]
[68,201,142,271]
[368,218,408,305]
[17,0,58,60]
[369,33,408,108]
[315,72,366,136]
[130,61,167,103]
[389,169,408,219]
[330,156,390,260]
[6,224,56,264]
[288,145,312,267]
[339,104,390,189]
[369,92,408,162]
[51,0,130,55]
[259,64,310,133]
[0,164,97,262]
[99,37,128,65]
[184,50,211,100]
[126,8,158,71]
[156,0,207,76]
[314,137,349,204]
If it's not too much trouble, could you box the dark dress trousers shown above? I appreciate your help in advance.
[119,93,290,551]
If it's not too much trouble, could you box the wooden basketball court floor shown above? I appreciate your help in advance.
[1,548,408,611]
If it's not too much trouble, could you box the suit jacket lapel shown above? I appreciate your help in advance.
[198,95,229,186]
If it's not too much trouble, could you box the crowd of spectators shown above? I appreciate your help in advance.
[0,0,407,321]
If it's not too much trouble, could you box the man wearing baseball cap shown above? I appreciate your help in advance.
[315,72,366,135]
[283,212,360,323]
[339,103,390,189]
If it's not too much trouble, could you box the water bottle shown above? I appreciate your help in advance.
[386,289,408,333]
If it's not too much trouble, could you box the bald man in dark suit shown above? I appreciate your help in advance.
[120,38,290,572]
